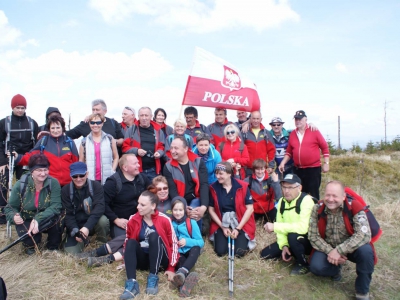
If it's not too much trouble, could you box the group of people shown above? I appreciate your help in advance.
[0,94,375,300]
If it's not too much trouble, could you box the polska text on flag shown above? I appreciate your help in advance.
[182,47,261,112]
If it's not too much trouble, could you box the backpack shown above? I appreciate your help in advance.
[186,218,193,237]
[279,192,318,215]
[69,179,94,215]
[19,173,52,199]
[168,134,192,148]
[40,135,74,153]
[109,172,145,194]
[317,187,382,244]
[4,115,35,153]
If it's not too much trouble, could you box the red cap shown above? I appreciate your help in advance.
[11,94,27,109]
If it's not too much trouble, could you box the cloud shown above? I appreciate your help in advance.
[335,62,348,73]
[64,19,79,27]
[20,39,39,47]
[0,10,21,46]
[89,0,300,33]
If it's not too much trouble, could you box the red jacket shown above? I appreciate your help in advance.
[209,179,256,240]
[124,210,179,272]
[245,173,275,214]
[217,137,249,179]
[243,124,276,169]
[122,120,165,173]
[207,118,234,146]
[285,125,329,168]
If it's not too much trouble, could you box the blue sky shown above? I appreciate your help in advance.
[1,0,399,148]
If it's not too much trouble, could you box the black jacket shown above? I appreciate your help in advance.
[61,179,105,232]
[103,169,151,222]
[0,112,39,166]
[65,117,124,140]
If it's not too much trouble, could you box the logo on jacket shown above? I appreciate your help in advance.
[222,66,241,91]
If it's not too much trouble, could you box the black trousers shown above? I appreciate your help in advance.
[254,207,277,224]
[124,232,169,280]
[0,166,26,220]
[260,233,312,266]
[294,166,321,199]
[177,246,201,272]
[214,228,248,258]
[16,218,62,250]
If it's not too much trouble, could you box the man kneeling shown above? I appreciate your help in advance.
[308,181,374,300]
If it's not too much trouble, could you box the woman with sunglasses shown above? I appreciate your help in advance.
[12,115,79,186]
[208,161,255,257]
[79,113,119,184]
[217,124,249,179]
[153,108,173,138]
[151,175,172,217]
[4,154,62,255]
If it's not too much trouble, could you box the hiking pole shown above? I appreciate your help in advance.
[228,235,235,297]
[8,146,15,192]
[0,214,58,255]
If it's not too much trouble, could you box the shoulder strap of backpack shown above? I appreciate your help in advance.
[40,136,48,153]
[239,139,244,153]
[186,218,192,237]
[200,124,207,133]
[19,173,30,199]
[112,172,122,194]
[65,136,74,151]
[110,118,116,130]
[87,179,94,198]
[219,141,225,153]
[279,192,308,215]
[26,116,35,146]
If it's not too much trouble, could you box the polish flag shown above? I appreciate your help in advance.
[182,47,261,112]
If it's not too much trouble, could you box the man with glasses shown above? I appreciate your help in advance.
[278,110,329,199]
[207,108,238,146]
[103,154,151,238]
[121,106,136,135]
[0,94,39,224]
[184,106,211,143]
[242,111,275,176]
[122,107,165,181]
[62,162,110,254]
[260,174,314,275]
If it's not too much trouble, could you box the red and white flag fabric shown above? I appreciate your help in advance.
[182,47,261,112]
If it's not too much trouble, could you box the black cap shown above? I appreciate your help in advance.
[281,174,302,185]
[294,110,307,119]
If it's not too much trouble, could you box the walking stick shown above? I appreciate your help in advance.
[228,235,235,297]
[6,146,15,239]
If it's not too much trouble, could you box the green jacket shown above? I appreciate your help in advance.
[5,175,62,225]
[274,193,315,249]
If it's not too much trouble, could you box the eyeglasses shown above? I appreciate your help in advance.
[72,174,86,179]
[272,124,282,127]
[226,131,236,135]
[157,187,168,191]
[90,121,103,125]
[125,107,135,113]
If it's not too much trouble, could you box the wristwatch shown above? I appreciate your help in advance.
[324,162,329,165]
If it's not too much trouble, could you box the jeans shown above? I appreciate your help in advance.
[188,198,202,232]
[310,244,374,294]
[142,167,157,182]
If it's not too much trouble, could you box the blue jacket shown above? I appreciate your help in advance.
[172,218,204,254]
[192,144,221,184]
[270,127,293,167]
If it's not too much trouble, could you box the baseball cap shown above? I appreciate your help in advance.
[281,174,302,185]
[269,117,284,125]
[70,162,87,176]
[294,110,307,119]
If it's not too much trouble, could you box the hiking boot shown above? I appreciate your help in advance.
[290,264,310,276]
[332,265,342,282]
[120,279,140,300]
[355,292,370,300]
[145,273,159,295]
[25,248,35,255]
[88,256,111,268]
[75,249,97,260]
[172,271,186,288]
[179,272,199,297]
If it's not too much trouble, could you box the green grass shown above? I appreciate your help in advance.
[1,152,400,299]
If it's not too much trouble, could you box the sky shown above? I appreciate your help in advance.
[0,0,399,149]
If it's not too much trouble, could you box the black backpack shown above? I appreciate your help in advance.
[279,192,318,215]
[110,172,145,194]
[19,173,52,199]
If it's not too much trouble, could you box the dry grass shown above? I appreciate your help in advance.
[1,153,400,299]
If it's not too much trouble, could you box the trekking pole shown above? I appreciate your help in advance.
[228,235,235,297]
[8,146,15,192]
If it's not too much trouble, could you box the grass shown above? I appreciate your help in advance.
[1,152,400,299]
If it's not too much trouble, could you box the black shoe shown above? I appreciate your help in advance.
[332,265,342,281]
[290,264,310,276]
[25,248,35,255]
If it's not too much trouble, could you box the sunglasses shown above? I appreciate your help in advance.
[72,174,86,179]
[226,131,236,135]
[90,121,103,125]
[272,124,282,127]
[157,187,168,191]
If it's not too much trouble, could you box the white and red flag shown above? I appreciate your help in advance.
[182,47,261,112]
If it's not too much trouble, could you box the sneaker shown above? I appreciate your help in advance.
[332,265,342,282]
[88,256,111,268]
[172,272,186,288]
[120,279,140,300]
[145,273,159,295]
[290,264,310,276]
[179,272,199,297]
[355,292,370,300]
[75,249,97,260]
